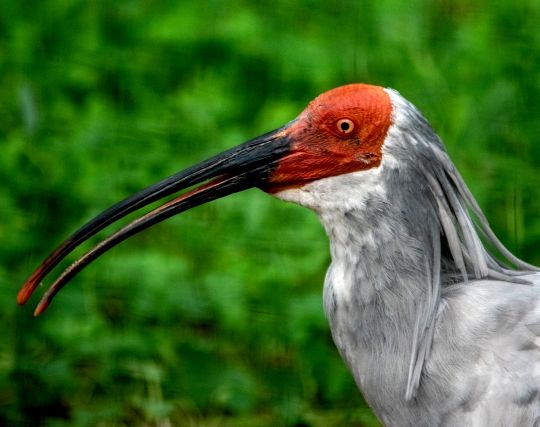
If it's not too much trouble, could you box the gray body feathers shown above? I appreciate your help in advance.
[278,89,540,425]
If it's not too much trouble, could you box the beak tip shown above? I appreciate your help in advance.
[34,300,48,316]
[17,284,34,305]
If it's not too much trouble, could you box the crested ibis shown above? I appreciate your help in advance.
[18,84,540,425]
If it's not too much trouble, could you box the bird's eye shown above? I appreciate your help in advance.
[336,118,355,134]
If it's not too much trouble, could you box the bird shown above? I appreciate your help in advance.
[18,84,540,426]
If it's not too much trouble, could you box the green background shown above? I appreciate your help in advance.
[2,1,540,426]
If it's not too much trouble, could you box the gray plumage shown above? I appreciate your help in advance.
[276,89,540,426]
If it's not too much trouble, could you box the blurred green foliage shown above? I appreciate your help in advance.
[1,1,540,426]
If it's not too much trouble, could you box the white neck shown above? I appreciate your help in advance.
[274,148,432,403]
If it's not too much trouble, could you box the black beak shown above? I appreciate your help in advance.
[18,125,292,315]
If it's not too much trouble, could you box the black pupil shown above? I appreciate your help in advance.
[340,121,350,132]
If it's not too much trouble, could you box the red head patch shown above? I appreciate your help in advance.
[265,84,393,193]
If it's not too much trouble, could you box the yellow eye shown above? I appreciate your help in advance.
[336,118,355,134]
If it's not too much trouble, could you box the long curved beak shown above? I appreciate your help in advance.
[18,125,293,316]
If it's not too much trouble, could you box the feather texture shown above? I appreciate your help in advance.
[275,88,540,425]
[386,89,539,403]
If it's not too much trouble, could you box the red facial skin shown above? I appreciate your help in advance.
[265,84,393,193]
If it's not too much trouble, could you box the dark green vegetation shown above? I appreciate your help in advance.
[2,1,540,426]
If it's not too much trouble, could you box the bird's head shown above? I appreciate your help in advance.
[18,84,418,315]
[262,84,392,194]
